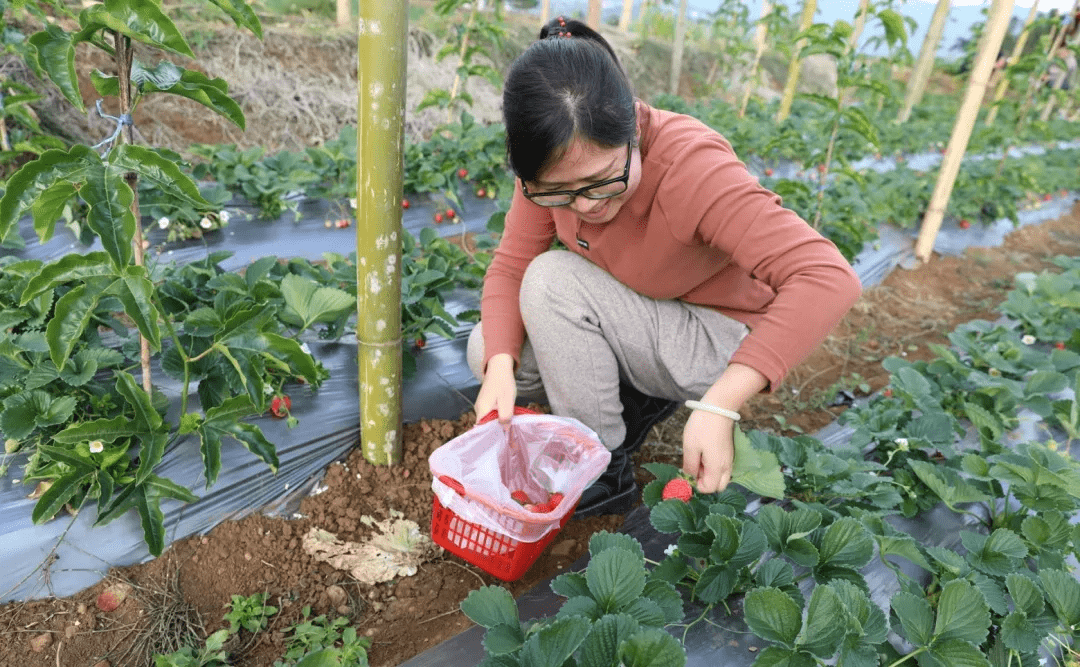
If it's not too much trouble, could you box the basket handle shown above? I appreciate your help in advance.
[437,475,466,496]
[477,406,541,425]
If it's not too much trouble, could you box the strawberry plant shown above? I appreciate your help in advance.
[190,143,318,221]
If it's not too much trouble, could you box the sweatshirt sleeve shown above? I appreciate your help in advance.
[657,136,862,391]
[479,180,557,371]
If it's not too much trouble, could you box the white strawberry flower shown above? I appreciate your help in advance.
[894,437,909,451]
[664,544,678,556]
[200,217,213,229]
[157,217,170,229]
[89,440,104,454]
[349,198,357,209]
[1021,335,1036,345]
[219,210,231,223]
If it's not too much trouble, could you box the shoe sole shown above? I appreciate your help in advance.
[572,482,638,518]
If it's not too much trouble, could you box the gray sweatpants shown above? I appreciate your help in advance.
[467,250,748,450]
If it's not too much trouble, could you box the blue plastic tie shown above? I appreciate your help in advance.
[91,99,133,152]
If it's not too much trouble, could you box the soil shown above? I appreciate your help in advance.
[3,6,1080,667]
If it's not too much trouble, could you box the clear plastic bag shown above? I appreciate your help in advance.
[429,409,611,543]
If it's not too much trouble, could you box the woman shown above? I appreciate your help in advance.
[467,17,861,516]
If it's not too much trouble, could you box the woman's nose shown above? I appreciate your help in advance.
[569,195,603,216]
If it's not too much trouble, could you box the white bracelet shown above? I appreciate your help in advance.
[684,400,741,421]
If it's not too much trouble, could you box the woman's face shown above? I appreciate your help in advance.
[527,137,642,224]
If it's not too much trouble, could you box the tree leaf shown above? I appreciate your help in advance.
[31,470,88,523]
[84,164,135,269]
[112,266,161,351]
[203,0,262,37]
[20,252,114,305]
[586,548,646,613]
[135,484,167,556]
[144,473,199,503]
[745,587,802,647]
[51,415,144,443]
[112,144,210,209]
[78,0,193,57]
[134,432,167,486]
[27,25,84,111]
[0,146,100,242]
[46,280,109,371]
[115,370,163,432]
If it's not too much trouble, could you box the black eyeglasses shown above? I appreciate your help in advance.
[522,142,633,207]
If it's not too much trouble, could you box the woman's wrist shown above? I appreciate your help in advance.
[685,400,741,421]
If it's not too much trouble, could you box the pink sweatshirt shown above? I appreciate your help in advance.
[481,101,862,392]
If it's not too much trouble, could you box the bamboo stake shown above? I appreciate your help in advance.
[587,0,602,30]
[541,0,550,26]
[639,0,651,39]
[850,0,870,51]
[1014,0,1078,129]
[739,0,771,118]
[357,1,406,466]
[915,0,1015,263]
[776,0,816,123]
[669,0,689,95]
[898,0,951,123]
[336,0,349,28]
[619,0,633,33]
[985,0,1039,125]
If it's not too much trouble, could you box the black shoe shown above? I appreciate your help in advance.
[574,446,637,517]
[618,383,678,456]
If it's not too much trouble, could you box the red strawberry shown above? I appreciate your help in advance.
[433,212,443,223]
[1055,341,1066,350]
[270,395,291,418]
[883,388,893,398]
[335,218,350,228]
[1044,193,1053,201]
[458,168,468,179]
[476,188,486,198]
[764,168,774,177]
[547,492,564,508]
[95,583,132,612]
[445,208,455,219]
[661,478,693,503]
[531,499,556,513]
[401,198,410,209]
[817,164,827,173]
[415,336,426,349]
[510,490,530,505]
[958,219,971,229]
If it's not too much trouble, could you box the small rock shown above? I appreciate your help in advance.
[65,625,77,639]
[336,605,351,615]
[550,539,576,558]
[29,632,52,653]
[325,585,347,607]
[76,603,87,614]
[92,661,111,667]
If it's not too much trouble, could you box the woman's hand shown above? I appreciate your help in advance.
[681,410,736,493]
[474,353,518,425]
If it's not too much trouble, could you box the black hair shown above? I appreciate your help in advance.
[502,17,637,183]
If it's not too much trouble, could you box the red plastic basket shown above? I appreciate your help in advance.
[429,407,577,581]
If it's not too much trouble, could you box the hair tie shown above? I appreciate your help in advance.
[557,16,566,26]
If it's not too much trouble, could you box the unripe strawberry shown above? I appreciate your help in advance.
[476,188,486,198]
[661,478,693,503]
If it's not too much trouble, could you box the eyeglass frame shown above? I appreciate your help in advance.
[520,141,633,207]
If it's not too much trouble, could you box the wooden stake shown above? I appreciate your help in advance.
[898,0,950,123]
[446,4,478,125]
[336,0,349,28]
[541,0,550,26]
[619,0,633,33]
[357,0,406,465]
[669,0,690,94]
[776,0,816,123]
[587,0,602,30]
[739,0,771,118]
[985,0,1039,125]
[1015,0,1078,129]
[915,0,1015,262]
[850,0,871,51]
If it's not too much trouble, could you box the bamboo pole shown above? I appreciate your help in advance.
[619,0,633,33]
[776,0,816,123]
[639,0,651,39]
[985,0,1039,125]
[669,0,689,95]
[336,0,349,28]
[1015,0,1078,129]
[850,0,871,51]
[1039,5,1079,121]
[357,1,406,466]
[587,0,602,30]
[914,0,1015,263]
[446,3,478,125]
[541,0,550,26]
[739,0,771,118]
[898,0,951,123]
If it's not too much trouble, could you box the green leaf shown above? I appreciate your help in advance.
[51,416,144,443]
[31,181,78,234]
[694,565,737,605]
[46,280,109,370]
[933,580,990,646]
[204,0,262,37]
[461,586,519,629]
[134,432,167,486]
[649,498,696,534]
[519,616,589,667]
[586,548,646,613]
[483,624,525,656]
[922,638,991,667]
[263,333,320,384]
[908,460,990,509]
[31,470,88,523]
[85,164,137,268]
[37,443,95,470]
[135,484,167,556]
[797,584,847,658]
[20,252,114,305]
[115,371,164,432]
[280,273,355,331]
[1006,573,1044,618]
[27,25,84,111]
[1000,611,1043,654]
[144,474,199,503]
[578,613,640,667]
[619,627,686,667]
[745,587,802,647]
[0,146,100,242]
[621,597,666,627]
[113,266,161,351]
[641,579,684,625]
[556,596,602,621]
[731,426,786,498]
[78,0,194,58]
[112,144,210,209]
[749,647,816,666]
[1039,569,1080,628]
[550,572,590,600]
[589,531,645,561]
[891,592,933,647]
[877,8,907,47]
[816,517,873,570]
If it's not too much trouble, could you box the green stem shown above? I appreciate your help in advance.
[885,646,926,667]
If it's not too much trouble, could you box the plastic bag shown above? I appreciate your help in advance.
[429,408,611,543]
